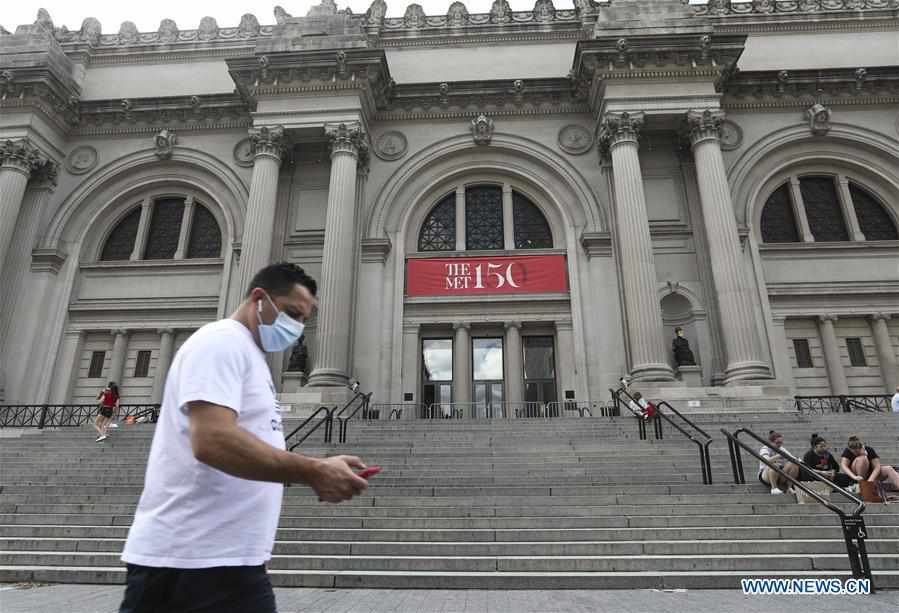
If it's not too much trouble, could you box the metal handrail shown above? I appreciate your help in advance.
[795,395,889,414]
[285,405,335,451]
[722,427,874,590]
[335,392,374,444]
[0,404,161,428]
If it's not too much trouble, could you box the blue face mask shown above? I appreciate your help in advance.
[256,293,305,353]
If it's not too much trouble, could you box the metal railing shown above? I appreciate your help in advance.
[610,388,714,485]
[369,403,414,420]
[795,395,890,414]
[334,392,374,444]
[0,404,161,428]
[722,426,874,591]
[285,405,335,451]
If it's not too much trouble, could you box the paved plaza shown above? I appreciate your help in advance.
[2,584,899,613]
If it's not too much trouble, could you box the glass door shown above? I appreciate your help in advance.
[422,339,453,418]
[472,338,504,418]
[523,336,557,417]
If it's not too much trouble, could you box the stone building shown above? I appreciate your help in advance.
[1,1,897,413]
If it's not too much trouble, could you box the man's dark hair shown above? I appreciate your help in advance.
[245,262,317,298]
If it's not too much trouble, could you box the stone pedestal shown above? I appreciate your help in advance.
[677,365,703,388]
[282,371,306,393]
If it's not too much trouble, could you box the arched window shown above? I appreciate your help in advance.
[759,174,898,244]
[100,194,223,261]
[417,184,553,252]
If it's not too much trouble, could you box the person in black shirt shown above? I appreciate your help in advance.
[840,434,899,490]
[801,434,852,488]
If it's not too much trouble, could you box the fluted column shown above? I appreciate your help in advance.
[108,329,130,386]
[308,123,367,387]
[237,126,286,294]
[151,328,176,403]
[504,321,525,411]
[49,330,85,404]
[869,314,898,393]
[453,322,472,406]
[817,314,848,396]
[0,139,52,280]
[401,323,420,418]
[599,112,674,381]
[686,109,770,383]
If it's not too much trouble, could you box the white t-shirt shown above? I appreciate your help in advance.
[892,392,899,413]
[759,445,793,476]
[122,319,285,568]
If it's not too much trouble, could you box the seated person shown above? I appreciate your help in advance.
[759,430,800,495]
[626,392,655,420]
[840,435,899,491]
[801,433,853,488]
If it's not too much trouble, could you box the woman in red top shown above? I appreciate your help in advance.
[94,382,120,442]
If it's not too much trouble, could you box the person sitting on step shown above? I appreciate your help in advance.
[801,433,853,488]
[758,430,799,495]
[840,434,899,492]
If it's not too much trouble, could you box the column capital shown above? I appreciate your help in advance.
[326,122,366,159]
[818,313,839,324]
[685,109,726,147]
[504,321,522,331]
[249,125,286,162]
[30,160,59,190]
[0,138,51,177]
[869,313,891,323]
[452,321,470,331]
[157,327,176,336]
[598,111,644,154]
[111,328,130,337]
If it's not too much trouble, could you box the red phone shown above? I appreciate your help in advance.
[357,466,381,479]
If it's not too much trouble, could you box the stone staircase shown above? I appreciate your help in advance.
[0,410,897,589]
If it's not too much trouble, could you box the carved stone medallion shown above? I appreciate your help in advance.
[373,130,407,161]
[65,145,98,175]
[719,119,743,151]
[557,124,593,155]
[233,137,255,167]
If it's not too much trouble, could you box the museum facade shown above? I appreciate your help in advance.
[1,0,897,413]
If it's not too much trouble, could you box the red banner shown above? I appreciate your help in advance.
[406,255,568,297]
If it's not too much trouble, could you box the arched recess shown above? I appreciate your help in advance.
[20,148,249,404]
[657,285,712,384]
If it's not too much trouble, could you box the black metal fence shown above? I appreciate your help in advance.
[795,395,890,414]
[0,404,160,428]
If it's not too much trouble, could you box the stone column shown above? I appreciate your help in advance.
[151,328,176,403]
[308,123,367,387]
[787,178,814,242]
[48,330,85,404]
[108,329,130,386]
[0,139,50,279]
[504,321,525,413]
[453,322,472,406]
[237,126,286,294]
[454,186,466,251]
[869,314,898,393]
[817,315,848,396]
[555,321,576,406]
[401,323,420,418]
[502,184,515,250]
[599,112,674,381]
[686,109,770,383]
[836,177,865,242]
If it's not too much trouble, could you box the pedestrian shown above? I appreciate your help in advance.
[758,430,799,495]
[94,381,120,442]
[119,262,370,613]
[891,385,899,413]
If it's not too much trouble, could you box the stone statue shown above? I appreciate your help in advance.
[274,6,293,25]
[157,19,179,43]
[471,114,494,145]
[404,4,427,28]
[118,21,139,44]
[79,18,102,45]
[154,129,177,159]
[806,103,831,136]
[197,17,219,41]
[447,2,469,27]
[490,0,512,23]
[672,327,696,367]
[237,14,260,37]
[307,0,339,17]
[287,336,308,372]
[366,0,387,25]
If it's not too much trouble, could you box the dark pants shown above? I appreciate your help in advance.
[119,563,277,613]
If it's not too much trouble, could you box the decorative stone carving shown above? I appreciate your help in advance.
[34,9,55,35]
[31,161,58,188]
[157,19,178,43]
[154,129,177,159]
[490,0,513,23]
[558,125,593,155]
[237,14,260,37]
[233,138,255,167]
[685,109,726,145]
[470,114,494,146]
[308,0,339,17]
[327,122,366,157]
[0,139,49,175]
[0,70,14,96]
[118,21,138,44]
[533,0,556,21]
[65,146,98,175]
[197,17,219,41]
[274,6,292,25]
[512,79,524,104]
[249,125,287,160]
[574,0,598,15]
[404,4,427,28]
[598,111,645,153]
[719,119,743,150]
[854,67,867,91]
[673,328,697,367]
[374,131,408,161]
[287,336,308,372]
[79,18,102,45]
[366,0,387,26]
[708,0,732,14]
[447,2,470,27]
[752,0,776,12]
[806,103,832,136]
[439,82,449,106]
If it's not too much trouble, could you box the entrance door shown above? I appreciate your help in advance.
[472,338,504,418]
[523,336,557,417]
[422,339,453,418]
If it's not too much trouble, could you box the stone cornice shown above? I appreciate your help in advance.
[580,231,613,257]
[722,66,899,110]
[0,66,81,129]
[693,0,899,22]
[360,237,392,263]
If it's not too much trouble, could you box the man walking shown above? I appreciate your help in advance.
[119,263,369,613]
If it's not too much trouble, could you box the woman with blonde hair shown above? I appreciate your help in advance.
[840,434,899,491]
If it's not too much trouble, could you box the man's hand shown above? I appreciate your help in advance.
[308,455,369,503]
